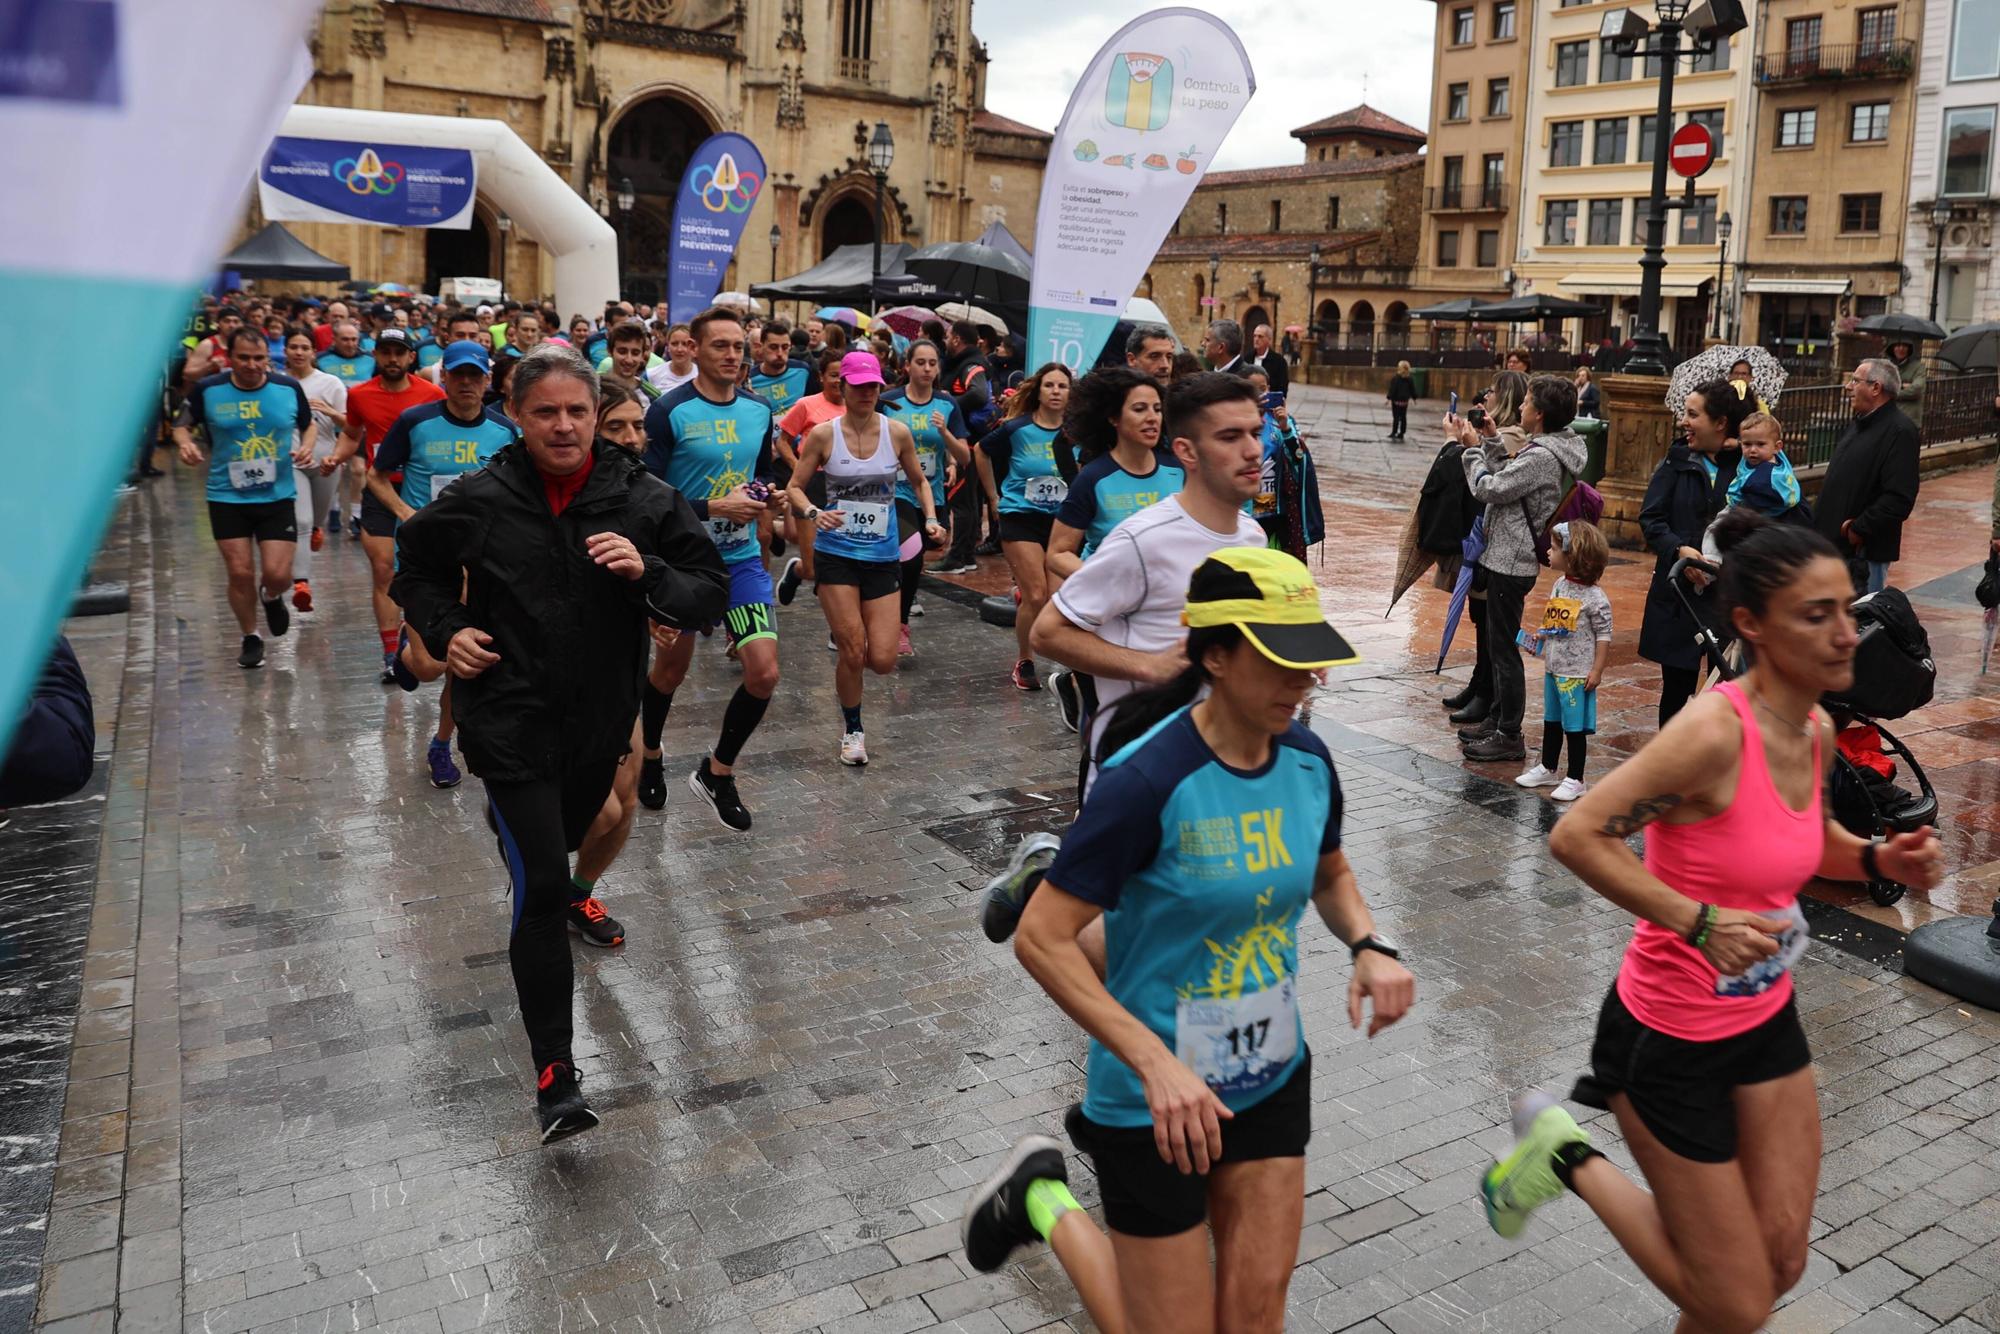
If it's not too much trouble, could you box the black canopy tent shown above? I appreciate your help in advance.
[750,243,914,308]
[220,222,351,282]
[1466,294,1607,321]
[972,221,1032,269]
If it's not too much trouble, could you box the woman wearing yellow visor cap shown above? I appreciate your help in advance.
[961,547,1416,1333]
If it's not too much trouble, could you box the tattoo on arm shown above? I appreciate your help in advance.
[1599,793,1683,838]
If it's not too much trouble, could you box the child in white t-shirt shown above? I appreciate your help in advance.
[1516,521,1613,802]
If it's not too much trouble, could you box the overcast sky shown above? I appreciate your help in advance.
[975,1,1436,172]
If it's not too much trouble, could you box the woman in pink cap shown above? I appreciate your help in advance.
[785,349,945,765]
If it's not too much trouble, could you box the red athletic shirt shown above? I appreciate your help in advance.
[346,376,445,475]
[541,448,595,516]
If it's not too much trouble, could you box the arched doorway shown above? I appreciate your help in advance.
[605,94,715,297]
[1348,299,1376,347]
[819,194,875,260]
[1314,299,1339,354]
[424,212,494,292]
[1383,301,1410,347]
[1240,304,1270,336]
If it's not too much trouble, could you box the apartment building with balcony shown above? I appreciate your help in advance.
[1415,0,1536,307]
[1740,0,1922,353]
[1902,0,2000,327]
[1514,0,1755,355]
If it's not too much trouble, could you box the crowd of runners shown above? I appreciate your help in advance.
[163,291,1944,1333]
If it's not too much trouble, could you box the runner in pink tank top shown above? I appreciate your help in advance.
[1474,504,1941,1334]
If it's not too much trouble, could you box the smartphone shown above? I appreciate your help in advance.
[1468,406,1488,429]
[1448,390,1460,417]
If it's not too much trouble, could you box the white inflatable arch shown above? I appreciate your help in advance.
[279,104,618,313]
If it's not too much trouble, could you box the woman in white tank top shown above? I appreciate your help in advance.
[785,351,944,767]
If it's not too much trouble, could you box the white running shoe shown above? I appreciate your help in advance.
[910,599,924,617]
[1515,763,1559,788]
[1550,777,1587,802]
[840,731,868,766]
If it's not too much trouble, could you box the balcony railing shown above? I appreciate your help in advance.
[837,55,876,81]
[1427,183,1511,212]
[1776,372,1996,468]
[1754,39,1916,84]
[1312,264,1414,288]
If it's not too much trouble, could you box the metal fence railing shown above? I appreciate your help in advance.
[1776,374,1999,469]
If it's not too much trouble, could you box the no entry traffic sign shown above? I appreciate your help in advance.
[1669,123,1716,178]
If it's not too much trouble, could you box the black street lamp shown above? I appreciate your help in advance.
[615,176,634,298]
[1208,251,1221,326]
[496,210,512,298]
[1306,242,1322,364]
[1710,210,1731,340]
[1927,198,1953,322]
[1604,0,1748,375]
[867,121,895,315]
[769,222,782,284]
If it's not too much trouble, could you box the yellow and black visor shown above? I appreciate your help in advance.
[1181,547,1360,670]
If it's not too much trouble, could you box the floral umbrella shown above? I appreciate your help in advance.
[874,305,935,338]
[1665,344,1786,415]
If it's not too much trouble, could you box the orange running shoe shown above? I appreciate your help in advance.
[310,526,325,552]
[291,580,313,612]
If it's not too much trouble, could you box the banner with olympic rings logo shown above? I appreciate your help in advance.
[666,132,767,323]
[259,136,476,229]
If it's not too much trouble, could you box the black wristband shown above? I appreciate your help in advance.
[1860,838,1882,882]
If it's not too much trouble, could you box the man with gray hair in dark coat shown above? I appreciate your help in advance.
[1814,357,1919,594]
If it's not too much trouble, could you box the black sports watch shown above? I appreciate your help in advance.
[1350,933,1401,961]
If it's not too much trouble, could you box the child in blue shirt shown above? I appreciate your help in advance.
[1703,411,1801,561]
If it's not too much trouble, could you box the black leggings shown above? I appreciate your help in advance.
[1391,402,1409,436]
[1659,664,1700,729]
[485,758,619,1074]
[1541,723,1588,781]
[900,552,923,623]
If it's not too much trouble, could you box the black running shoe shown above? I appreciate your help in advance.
[636,755,667,811]
[238,634,265,669]
[262,596,290,638]
[776,556,803,607]
[974,537,1002,557]
[961,1134,1067,1273]
[688,758,752,831]
[391,628,422,692]
[567,896,625,947]
[980,832,1060,944]
[770,532,786,557]
[535,1062,600,1143]
[1050,668,1081,733]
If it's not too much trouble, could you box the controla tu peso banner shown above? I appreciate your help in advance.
[666,132,768,324]
[260,135,477,229]
[1027,8,1255,373]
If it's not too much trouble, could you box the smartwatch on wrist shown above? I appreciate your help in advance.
[1860,838,1882,882]
[1349,933,1400,962]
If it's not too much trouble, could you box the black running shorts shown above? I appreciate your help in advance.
[813,551,900,600]
[998,510,1055,547]
[208,499,298,544]
[1571,983,1811,1164]
[359,491,399,538]
[1064,1052,1312,1238]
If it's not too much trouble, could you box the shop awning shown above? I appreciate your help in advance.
[1556,273,1708,298]
[1744,278,1853,296]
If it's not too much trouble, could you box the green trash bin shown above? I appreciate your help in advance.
[1572,415,1607,484]
[1409,367,1430,400]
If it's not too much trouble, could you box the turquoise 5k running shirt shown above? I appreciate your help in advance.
[371,402,518,509]
[981,417,1065,515]
[750,361,818,415]
[187,372,310,505]
[880,388,966,509]
[1056,448,1185,557]
[315,350,376,387]
[1048,706,1343,1127]
[642,381,776,565]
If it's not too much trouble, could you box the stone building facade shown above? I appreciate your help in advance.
[1139,107,1425,355]
[283,0,1049,305]
[1901,0,2000,328]
[1739,0,1923,350]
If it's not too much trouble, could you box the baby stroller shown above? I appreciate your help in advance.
[1670,558,1940,906]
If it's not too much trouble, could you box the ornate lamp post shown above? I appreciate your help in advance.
[867,121,895,315]
[1306,242,1321,365]
[1602,0,1748,374]
[496,210,512,298]
[1928,198,1953,323]
[1710,210,1731,340]
[769,222,782,285]
[614,176,634,299]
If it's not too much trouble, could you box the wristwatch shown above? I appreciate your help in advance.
[1349,933,1401,961]
[803,505,820,522]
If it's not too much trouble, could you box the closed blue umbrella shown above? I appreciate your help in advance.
[1436,516,1486,673]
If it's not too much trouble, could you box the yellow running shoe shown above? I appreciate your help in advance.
[1481,1090,1589,1239]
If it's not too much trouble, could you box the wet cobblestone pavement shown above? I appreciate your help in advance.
[24,391,2000,1333]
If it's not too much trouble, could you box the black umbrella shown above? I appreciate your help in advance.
[1856,312,1949,341]
[902,241,1031,309]
[1938,321,2000,373]
[1467,294,1607,320]
[1408,297,1485,320]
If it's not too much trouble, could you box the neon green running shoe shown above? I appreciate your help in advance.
[1481,1090,1589,1239]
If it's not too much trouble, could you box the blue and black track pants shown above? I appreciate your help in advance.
[484,758,618,1073]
